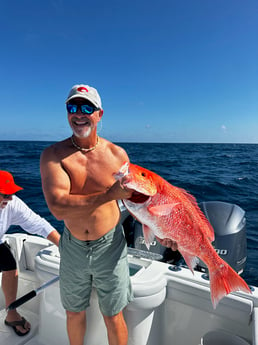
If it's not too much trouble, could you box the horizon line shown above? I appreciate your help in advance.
[0,140,258,145]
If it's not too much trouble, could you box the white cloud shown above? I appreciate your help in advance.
[221,125,227,132]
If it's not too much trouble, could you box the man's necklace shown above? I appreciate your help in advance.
[71,135,99,153]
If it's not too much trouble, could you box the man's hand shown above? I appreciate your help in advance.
[107,177,133,201]
[156,236,178,251]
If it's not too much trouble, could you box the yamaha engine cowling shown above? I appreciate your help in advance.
[198,201,247,274]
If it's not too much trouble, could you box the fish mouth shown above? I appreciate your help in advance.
[128,191,150,203]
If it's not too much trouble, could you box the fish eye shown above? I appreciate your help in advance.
[141,172,146,177]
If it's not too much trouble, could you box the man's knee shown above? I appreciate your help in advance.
[103,311,126,328]
[66,310,85,320]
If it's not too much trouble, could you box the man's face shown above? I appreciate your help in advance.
[0,193,13,209]
[67,97,102,138]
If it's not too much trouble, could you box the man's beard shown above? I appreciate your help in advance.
[73,126,92,138]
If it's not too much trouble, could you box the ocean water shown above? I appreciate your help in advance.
[0,141,257,287]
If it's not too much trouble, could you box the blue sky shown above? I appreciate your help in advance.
[0,0,257,143]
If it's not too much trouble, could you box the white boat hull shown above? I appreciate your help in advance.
[0,232,257,345]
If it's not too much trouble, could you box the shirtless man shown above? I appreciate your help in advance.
[40,84,133,345]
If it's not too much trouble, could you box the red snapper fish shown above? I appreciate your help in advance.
[114,162,251,308]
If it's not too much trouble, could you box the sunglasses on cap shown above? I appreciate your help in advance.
[66,103,99,115]
[0,193,13,199]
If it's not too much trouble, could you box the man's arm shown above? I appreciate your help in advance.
[40,147,132,221]
[47,230,60,246]
[10,196,60,244]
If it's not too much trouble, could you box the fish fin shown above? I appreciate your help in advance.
[113,162,129,180]
[196,207,215,242]
[180,250,198,274]
[208,259,251,309]
[148,204,177,216]
[142,224,155,250]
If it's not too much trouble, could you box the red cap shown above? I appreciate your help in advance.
[0,171,23,195]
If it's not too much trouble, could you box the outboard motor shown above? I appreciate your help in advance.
[198,201,247,275]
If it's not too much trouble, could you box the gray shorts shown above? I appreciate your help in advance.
[59,224,133,316]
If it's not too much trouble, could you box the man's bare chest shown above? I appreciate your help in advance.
[61,154,116,194]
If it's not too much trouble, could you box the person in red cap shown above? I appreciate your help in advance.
[0,170,60,336]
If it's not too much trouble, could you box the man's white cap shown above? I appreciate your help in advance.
[66,84,102,109]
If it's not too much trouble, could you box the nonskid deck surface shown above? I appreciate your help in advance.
[0,308,39,345]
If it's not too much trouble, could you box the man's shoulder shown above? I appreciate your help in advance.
[101,139,127,159]
[8,195,27,211]
[41,138,71,159]
[101,138,125,152]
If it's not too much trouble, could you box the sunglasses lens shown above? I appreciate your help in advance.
[67,104,97,114]
[67,104,77,113]
[81,104,95,114]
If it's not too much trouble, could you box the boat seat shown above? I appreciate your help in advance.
[201,330,250,345]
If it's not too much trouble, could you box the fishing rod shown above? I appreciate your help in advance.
[7,276,59,311]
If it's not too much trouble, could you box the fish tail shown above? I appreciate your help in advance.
[209,260,251,309]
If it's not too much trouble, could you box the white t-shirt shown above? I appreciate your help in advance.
[0,195,55,244]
